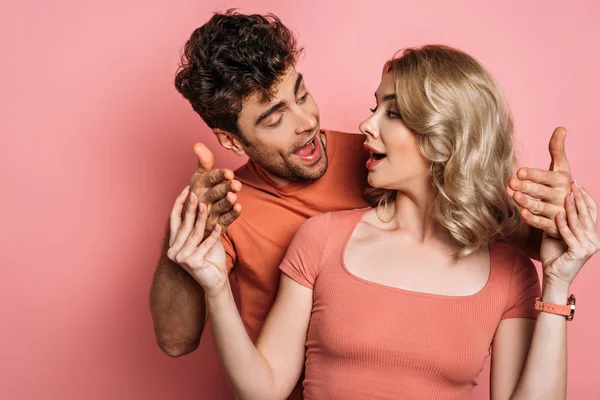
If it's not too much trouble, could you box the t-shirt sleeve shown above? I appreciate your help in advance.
[501,250,541,320]
[279,213,330,289]
[220,231,236,273]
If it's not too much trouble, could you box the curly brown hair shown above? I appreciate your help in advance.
[174,10,303,139]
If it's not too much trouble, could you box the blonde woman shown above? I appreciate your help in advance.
[171,46,598,399]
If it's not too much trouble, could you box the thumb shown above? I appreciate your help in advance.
[548,126,570,173]
[193,142,215,172]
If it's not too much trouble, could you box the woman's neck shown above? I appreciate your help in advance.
[381,182,454,247]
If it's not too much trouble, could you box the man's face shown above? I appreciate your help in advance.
[235,67,327,185]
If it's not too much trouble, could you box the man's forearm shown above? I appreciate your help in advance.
[522,225,542,261]
[509,218,542,261]
[150,233,207,357]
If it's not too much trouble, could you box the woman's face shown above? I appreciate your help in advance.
[359,72,431,192]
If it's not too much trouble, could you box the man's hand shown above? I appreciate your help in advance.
[509,127,572,238]
[189,142,242,237]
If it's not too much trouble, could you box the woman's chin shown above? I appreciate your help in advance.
[367,174,387,190]
[367,174,378,188]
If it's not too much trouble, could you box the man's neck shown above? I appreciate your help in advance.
[261,168,297,186]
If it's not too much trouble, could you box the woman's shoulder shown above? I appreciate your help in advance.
[298,208,371,239]
[327,207,371,226]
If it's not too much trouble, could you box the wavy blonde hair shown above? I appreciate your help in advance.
[364,45,522,258]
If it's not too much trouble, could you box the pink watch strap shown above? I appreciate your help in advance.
[534,294,576,321]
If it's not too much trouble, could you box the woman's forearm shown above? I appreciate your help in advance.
[511,279,569,400]
[207,283,281,400]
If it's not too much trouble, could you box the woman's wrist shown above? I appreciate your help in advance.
[205,280,233,310]
[541,275,571,304]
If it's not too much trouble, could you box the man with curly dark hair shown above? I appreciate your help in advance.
[150,9,576,399]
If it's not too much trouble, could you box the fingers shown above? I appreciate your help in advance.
[556,212,579,250]
[168,192,199,256]
[512,168,571,188]
[199,168,235,188]
[572,181,595,232]
[177,202,209,260]
[573,183,600,251]
[193,142,215,172]
[218,203,242,229]
[520,208,559,238]
[211,192,238,215]
[169,186,190,246]
[558,183,599,261]
[200,225,222,253]
[513,191,549,217]
[205,179,242,204]
[548,126,572,175]
[188,225,222,264]
[581,187,598,224]
[565,190,587,244]
[512,180,555,202]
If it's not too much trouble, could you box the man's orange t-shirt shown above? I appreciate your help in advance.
[196,130,369,398]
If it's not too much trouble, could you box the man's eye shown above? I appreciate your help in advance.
[267,117,283,128]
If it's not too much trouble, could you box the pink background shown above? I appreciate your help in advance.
[1,0,599,399]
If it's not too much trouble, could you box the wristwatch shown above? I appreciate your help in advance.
[534,294,576,321]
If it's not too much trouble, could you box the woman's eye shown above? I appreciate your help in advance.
[298,93,309,103]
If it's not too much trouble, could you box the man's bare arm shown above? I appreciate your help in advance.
[150,225,207,357]
[150,143,242,357]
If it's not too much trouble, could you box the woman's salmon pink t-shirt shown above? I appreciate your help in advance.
[280,208,540,400]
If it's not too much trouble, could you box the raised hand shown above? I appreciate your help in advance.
[167,186,229,297]
[509,127,572,238]
[189,142,243,237]
[541,181,599,286]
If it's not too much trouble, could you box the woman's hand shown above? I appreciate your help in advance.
[167,186,229,297]
[541,181,599,287]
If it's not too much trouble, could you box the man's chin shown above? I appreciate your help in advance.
[293,156,328,181]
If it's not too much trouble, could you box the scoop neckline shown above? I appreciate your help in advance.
[339,208,495,300]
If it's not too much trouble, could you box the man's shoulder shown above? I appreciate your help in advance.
[232,161,253,177]
[323,129,366,159]
[231,161,263,188]
[229,162,275,206]
[323,129,364,143]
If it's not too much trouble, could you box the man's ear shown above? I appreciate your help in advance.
[213,128,247,156]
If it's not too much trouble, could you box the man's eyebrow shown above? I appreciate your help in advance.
[255,74,304,126]
[294,74,304,95]
[255,101,287,126]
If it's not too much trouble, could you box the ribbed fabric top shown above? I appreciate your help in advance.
[222,130,369,342]
[280,209,540,400]
[215,130,369,399]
